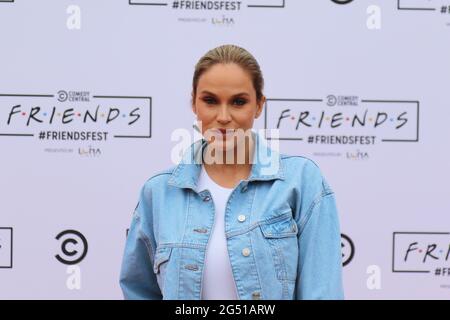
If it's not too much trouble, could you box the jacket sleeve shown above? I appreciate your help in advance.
[294,161,344,300]
[119,183,162,300]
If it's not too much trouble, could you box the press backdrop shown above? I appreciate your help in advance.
[1,0,449,299]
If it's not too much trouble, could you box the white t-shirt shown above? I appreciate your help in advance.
[197,165,239,300]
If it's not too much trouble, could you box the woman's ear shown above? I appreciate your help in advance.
[255,95,266,118]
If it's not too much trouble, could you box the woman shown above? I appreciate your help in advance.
[120,44,344,300]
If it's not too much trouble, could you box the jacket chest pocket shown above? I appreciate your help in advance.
[259,214,299,282]
[153,247,173,293]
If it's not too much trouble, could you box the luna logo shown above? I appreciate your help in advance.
[276,109,408,130]
[6,105,141,126]
[79,146,101,157]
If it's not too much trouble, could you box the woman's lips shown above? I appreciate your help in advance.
[211,128,235,137]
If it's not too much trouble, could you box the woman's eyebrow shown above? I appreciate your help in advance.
[200,90,250,97]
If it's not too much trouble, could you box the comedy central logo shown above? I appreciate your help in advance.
[341,233,355,267]
[331,0,354,4]
[0,90,152,142]
[263,95,420,146]
[55,229,88,265]
[56,90,90,103]
[393,232,450,277]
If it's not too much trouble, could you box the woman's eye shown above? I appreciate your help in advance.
[203,97,216,104]
[233,98,247,106]
[202,97,246,106]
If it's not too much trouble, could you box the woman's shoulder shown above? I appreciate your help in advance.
[280,153,322,176]
[279,154,332,194]
[141,165,177,190]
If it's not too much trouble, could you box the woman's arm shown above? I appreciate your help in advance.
[119,184,162,300]
[294,160,344,300]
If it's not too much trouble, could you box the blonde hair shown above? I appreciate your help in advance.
[192,44,265,103]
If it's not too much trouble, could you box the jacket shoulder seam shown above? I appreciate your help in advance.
[280,154,320,169]
[298,191,334,235]
[144,168,175,184]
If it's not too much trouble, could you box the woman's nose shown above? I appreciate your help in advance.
[216,105,232,123]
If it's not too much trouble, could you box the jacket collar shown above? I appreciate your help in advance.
[167,130,285,191]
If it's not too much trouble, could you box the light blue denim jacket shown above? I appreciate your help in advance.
[120,131,344,300]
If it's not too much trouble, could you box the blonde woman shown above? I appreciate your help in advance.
[120,44,344,300]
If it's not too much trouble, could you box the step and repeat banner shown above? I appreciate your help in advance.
[1,0,449,299]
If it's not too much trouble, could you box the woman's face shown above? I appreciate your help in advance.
[192,63,265,152]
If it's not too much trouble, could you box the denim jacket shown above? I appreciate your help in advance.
[120,131,344,300]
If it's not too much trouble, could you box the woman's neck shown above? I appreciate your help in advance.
[202,134,254,179]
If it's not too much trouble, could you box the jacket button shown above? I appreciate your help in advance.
[242,247,251,257]
[203,195,211,202]
[237,214,246,222]
[193,228,208,234]
[185,264,199,271]
[252,291,261,299]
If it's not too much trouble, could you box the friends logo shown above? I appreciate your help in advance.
[129,0,285,9]
[0,227,13,269]
[397,0,450,24]
[393,232,450,277]
[129,0,285,25]
[397,0,438,11]
[0,91,152,143]
[263,95,420,147]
